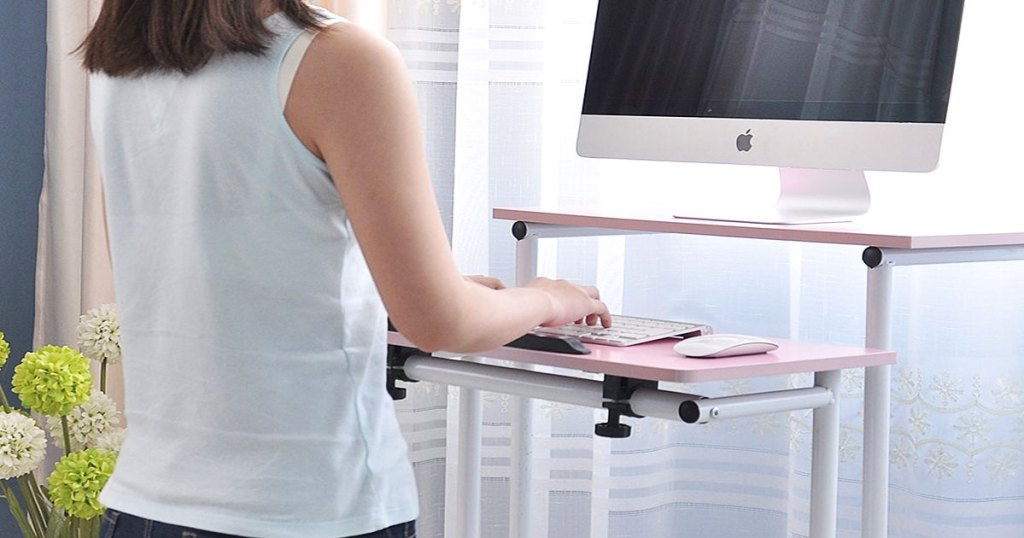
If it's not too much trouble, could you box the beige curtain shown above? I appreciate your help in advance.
[36,0,116,401]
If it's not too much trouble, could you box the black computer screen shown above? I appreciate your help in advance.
[581,0,964,123]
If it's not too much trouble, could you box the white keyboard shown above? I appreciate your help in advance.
[532,314,712,347]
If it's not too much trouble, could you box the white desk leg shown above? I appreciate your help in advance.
[510,232,540,538]
[513,226,540,287]
[457,385,483,538]
[809,369,841,538]
[863,262,894,538]
[510,389,534,538]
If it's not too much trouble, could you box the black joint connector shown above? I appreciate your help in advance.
[387,345,419,384]
[511,221,528,241]
[386,335,423,401]
[862,246,884,268]
[679,400,701,424]
[594,376,658,438]
[386,379,407,401]
[602,376,657,416]
[595,402,633,438]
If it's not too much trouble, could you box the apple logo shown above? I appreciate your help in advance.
[736,129,753,152]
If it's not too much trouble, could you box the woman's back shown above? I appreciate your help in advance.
[90,11,418,537]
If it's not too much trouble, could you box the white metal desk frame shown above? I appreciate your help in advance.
[508,224,846,538]
[491,209,1024,538]
[397,222,896,538]
[860,244,1024,537]
[391,337,851,538]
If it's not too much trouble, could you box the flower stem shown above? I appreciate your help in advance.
[61,416,73,454]
[0,386,12,411]
[17,474,46,535]
[26,471,50,526]
[100,358,107,394]
[2,482,37,538]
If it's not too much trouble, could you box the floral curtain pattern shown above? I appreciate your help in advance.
[891,364,1024,484]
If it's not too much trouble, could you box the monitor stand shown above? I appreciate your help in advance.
[673,168,870,225]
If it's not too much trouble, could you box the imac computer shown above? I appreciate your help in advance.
[577,0,966,224]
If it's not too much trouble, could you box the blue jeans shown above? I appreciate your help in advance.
[99,510,416,538]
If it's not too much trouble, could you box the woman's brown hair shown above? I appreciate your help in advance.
[80,0,325,76]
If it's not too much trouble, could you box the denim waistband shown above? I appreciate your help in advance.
[100,510,416,538]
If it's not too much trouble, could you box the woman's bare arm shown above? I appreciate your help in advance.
[284,22,609,353]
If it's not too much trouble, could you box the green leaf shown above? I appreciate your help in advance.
[18,475,48,535]
[3,483,39,538]
[44,508,69,538]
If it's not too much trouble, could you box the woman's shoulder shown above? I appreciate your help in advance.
[309,18,403,76]
[289,18,411,122]
[283,14,417,162]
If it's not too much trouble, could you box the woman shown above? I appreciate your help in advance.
[82,1,610,537]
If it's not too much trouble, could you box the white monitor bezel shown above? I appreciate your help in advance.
[577,115,945,173]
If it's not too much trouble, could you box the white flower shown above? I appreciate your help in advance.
[93,427,127,454]
[46,389,122,452]
[77,303,122,364]
[0,411,48,480]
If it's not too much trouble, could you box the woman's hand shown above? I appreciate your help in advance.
[526,277,611,329]
[467,275,609,328]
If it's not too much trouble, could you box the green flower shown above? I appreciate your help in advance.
[12,345,93,416]
[47,448,116,519]
[0,330,10,368]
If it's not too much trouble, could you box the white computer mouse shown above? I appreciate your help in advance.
[673,334,779,358]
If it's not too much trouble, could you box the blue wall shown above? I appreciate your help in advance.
[0,2,46,534]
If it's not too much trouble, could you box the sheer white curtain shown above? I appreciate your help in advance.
[386,1,1024,537]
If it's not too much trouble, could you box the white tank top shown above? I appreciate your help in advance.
[90,9,418,537]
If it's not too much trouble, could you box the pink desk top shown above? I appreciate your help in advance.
[494,206,1024,250]
[388,332,895,384]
